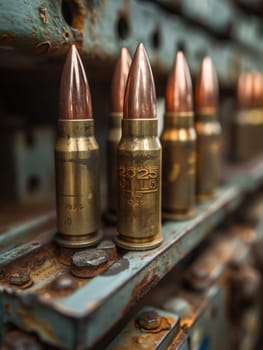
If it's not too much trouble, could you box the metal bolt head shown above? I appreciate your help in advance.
[72,249,108,268]
[71,248,108,278]
[137,311,160,330]
[52,274,77,292]
[97,240,117,260]
[9,269,32,288]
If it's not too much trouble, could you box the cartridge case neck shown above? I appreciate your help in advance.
[237,108,263,125]
[109,113,122,128]
[195,112,218,123]
[122,119,158,137]
[164,113,193,128]
[57,119,94,138]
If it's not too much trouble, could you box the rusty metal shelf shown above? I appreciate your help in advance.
[1,185,242,349]
[3,154,263,349]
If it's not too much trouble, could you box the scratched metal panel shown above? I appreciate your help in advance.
[0,186,242,349]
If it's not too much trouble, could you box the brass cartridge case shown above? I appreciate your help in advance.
[105,113,122,223]
[161,113,196,220]
[116,119,163,250]
[232,109,263,161]
[196,113,221,201]
[55,119,102,248]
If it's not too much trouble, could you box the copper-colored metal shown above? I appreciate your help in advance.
[111,48,132,114]
[123,43,156,119]
[161,52,196,220]
[233,72,263,161]
[59,45,92,120]
[237,72,263,109]
[195,57,221,202]
[55,45,102,248]
[195,57,218,114]
[165,51,193,114]
[116,43,163,250]
[105,48,131,224]
[237,72,251,110]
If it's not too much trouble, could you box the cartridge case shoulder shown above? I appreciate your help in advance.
[55,136,99,153]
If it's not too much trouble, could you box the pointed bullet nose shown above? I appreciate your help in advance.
[111,48,132,114]
[237,72,251,109]
[251,71,263,108]
[237,72,263,109]
[165,51,193,114]
[59,45,93,120]
[195,57,219,114]
[124,43,157,119]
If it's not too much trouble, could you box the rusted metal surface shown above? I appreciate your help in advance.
[0,185,242,349]
[0,0,262,84]
[3,328,43,350]
[2,156,263,348]
[106,307,180,349]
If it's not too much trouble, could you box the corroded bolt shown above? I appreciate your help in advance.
[137,311,160,330]
[9,269,32,288]
[97,240,117,260]
[71,249,108,278]
[52,274,77,292]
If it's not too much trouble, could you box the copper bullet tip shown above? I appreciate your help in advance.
[59,45,93,120]
[195,57,219,114]
[165,51,193,114]
[124,43,157,119]
[237,71,263,109]
[237,72,251,109]
[111,48,132,114]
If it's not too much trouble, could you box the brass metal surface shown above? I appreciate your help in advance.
[195,57,221,201]
[116,119,162,250]
[161,113,196,220]
[195,114,221,201]
[232,109,263,161]
[55,119,101,247]
[106,113,122,223]
[233,72,263,161]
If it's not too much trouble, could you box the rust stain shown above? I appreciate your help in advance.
[39,5,48,24]
[0,33,14,45]
[122,274,160,316]
[17,304,60,345]
[33,41,51,55]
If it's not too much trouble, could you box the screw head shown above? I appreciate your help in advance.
[71,248,108,278]
[52,274,77,292]
[9,269,32,288]
[97,240,117,260]
[71,249,108,268]
[137,311,160,330]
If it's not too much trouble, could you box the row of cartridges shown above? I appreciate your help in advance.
[55,43,221,251]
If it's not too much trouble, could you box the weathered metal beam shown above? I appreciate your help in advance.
[2,152,263,348]
[1,185,241,349]
[0,0,262,85]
